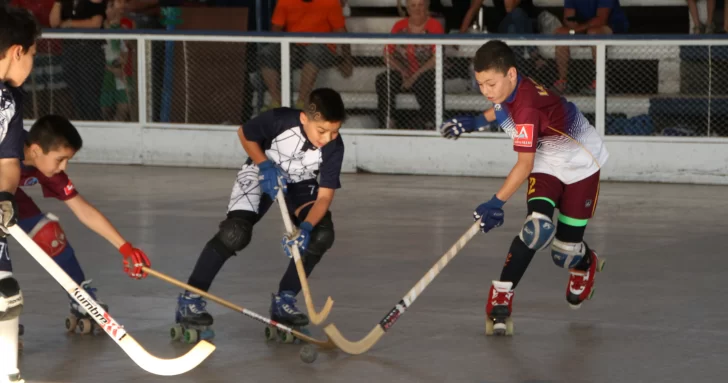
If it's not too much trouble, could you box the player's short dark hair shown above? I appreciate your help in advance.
[473,40,517,75]
[306,88,346,123]
[0,6,41,59]
[28,115,83,153]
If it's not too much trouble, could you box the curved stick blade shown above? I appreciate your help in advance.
[307,296,335,325]
[323,324,385,355]
[119,335,215,376]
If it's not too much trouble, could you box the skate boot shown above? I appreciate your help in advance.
[171,291,215,344]
[485,280,514,336]
[566,249,606,309]
[265,290,310,344]
[66,280,108,335]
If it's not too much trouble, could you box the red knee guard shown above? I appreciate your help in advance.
[27,214,67,257]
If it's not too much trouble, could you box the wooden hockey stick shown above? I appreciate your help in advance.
[275,187,334,325]
[143,267,335,350]
[8,226,215,376]
[323,221,480,354]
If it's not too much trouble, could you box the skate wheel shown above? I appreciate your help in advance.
[279,330,295,344]
[485,317,494,336]
[78,319,93,335]
[200,329,215,340]
[505,317,514,336]
[170,325,183,341]
[596,258,606,272]
[264,326,277,341]
[299,344,318,364]
[184,328,199,344]
[65,315,78,333]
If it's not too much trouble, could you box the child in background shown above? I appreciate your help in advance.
[101,0,134,121]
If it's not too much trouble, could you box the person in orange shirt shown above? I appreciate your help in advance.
[376,0,443,130]
[260,0,352,111]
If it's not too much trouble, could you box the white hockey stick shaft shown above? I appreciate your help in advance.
[8,225,215,376]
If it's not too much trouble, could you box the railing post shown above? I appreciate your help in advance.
[281,40,291,107]
[595,43,606,136]
[435,44,444,130]
[137,37,148,126]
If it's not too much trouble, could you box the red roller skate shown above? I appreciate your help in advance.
[566,250,606,309]
[485,280,514,336]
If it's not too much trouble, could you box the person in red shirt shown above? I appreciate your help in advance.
[15,115,151,336]
[375,0,443,129]
[439,40,609,336]
[259,0,352,111]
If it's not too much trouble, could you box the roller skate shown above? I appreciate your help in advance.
[65,280,108,335]
[566,249,606,309]
[485,280,514,336]
[170,291,215,344]
[264,290,311,344]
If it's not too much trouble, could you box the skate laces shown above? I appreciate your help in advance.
[81,280,98,300]
[492,289,513,305]
[182,294,208,314]
[569,270,589,291]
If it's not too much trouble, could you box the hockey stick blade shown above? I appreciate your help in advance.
[276,187,334,325]
[8,226,215,376]
[143,267,336,350]
[323,221,480,355]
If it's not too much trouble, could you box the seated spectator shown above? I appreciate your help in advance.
[259,0,352,111]
[553,0,628,94]
[375,0,443,130]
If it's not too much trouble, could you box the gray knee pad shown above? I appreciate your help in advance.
[551,239,586,269]
[519,212,556,251]
[215,217,253,255]
[302,214,335,268]
[0,276,23,321]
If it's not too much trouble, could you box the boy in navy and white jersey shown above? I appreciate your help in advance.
[175,88,345,334]
[0,6,39,382]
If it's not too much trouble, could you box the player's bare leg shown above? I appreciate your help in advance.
[261,67,282,108]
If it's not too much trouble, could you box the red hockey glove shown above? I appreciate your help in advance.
[119,242,151,279]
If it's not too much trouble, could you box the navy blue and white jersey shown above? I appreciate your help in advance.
[242,107,344,189]
[0,83,26,160]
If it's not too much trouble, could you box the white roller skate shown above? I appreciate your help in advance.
[65,280,108,335]
[171,291,215,344]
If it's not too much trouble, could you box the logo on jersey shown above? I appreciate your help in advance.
[513,124,534,147]
[23,177,38,186]
[64,180,75,196]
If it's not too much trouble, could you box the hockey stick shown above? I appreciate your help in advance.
[142,267,335,350]
[323,221,480,354]
[275,187,334,325]
[8,225,215,376]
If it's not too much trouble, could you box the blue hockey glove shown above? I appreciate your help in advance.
[258,160,287,199]
[282,221,314,258]
[439,114,489,140]
[473,195,506,233]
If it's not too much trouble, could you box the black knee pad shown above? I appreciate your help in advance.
[213,215,254,256]
[301,212,335,268]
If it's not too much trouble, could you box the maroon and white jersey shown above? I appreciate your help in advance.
[16,164,78,219]
[493,75,609,184]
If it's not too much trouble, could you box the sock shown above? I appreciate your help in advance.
[187,238,231,292]
[53,243,86,285]
[499,236,537,289]
[277,252,318,295]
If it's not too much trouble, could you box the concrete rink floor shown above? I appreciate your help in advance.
[10,164,728,383]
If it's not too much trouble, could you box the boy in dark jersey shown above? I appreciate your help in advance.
[0,7,40,383]
[175,88,345,340]
[440,40,609,335]
[14,115,151,329]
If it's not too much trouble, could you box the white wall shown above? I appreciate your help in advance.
[56,122,728,185]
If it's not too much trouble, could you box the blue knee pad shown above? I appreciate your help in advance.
[550,239,586,269]
[19,214,86,284]
[519,212,555,251]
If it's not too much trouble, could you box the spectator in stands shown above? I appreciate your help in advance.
[101,0,133,121]
[376,0,443,130]
[50,0,107,121]
[688,0,715,34]
[553,0,628,94]
[259,0,352,111]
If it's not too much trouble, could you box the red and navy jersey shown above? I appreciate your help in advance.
[493,75,609,184]
[242,107,345,189]
[0,83,26,161]
[16,164,78,219]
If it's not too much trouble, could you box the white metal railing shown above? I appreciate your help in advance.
[28,31,728,140]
